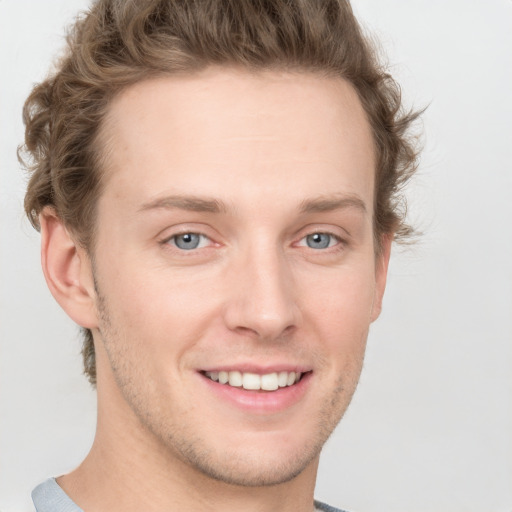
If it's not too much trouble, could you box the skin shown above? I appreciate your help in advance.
[40,68,391,512]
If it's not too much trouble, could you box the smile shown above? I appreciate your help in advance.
[204,370,304,391]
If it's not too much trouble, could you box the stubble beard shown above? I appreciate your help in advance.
[94,280,363,488]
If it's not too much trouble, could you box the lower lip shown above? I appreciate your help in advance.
[199,372,312,414]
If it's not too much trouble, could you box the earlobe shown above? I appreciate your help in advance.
[40,207,98,329]
[370,233,393,322]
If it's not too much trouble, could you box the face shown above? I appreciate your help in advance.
[89,68,389,486]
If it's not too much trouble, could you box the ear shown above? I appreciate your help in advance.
[370,233,393,322]
[40,207,98,330]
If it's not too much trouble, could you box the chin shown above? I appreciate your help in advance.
[176,439,321,487]
[152,415,331,488]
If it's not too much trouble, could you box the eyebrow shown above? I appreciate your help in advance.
[139,193,367,215]
[299,194,367,215]
[139,195,227,214]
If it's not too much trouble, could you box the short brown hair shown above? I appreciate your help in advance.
[20,0,421,385]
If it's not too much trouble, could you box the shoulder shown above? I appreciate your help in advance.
[314,499,350,512]
[32,478,84,512]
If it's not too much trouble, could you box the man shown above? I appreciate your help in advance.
[20,0,419,511]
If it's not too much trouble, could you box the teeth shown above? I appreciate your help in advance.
[278,371,288,387]
[228,371,243,387]
[261,373,279,391]
[242,372,261,390]
[205,370,303,391]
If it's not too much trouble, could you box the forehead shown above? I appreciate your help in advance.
[99,68,375,211]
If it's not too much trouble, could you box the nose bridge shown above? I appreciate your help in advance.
[224,236,300,339]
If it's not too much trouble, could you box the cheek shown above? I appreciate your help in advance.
[98,262,222,355]
[300,267,376,349]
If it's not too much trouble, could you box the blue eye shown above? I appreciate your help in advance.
[171,233,205,250]
[304,233,337,249]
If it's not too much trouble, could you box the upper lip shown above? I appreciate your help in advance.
[199,364,312,374]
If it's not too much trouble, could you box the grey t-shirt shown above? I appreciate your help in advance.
[32,478,347,512]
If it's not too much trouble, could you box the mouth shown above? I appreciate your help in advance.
[201,370,309,392]
[198,367,313,413]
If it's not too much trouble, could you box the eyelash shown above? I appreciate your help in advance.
[160,230,345,253]
[161,232,213,251]
[295,231,344,251]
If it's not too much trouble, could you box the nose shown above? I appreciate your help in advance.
[223,245,301,341]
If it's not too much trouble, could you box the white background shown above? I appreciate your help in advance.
[1,1,511,511]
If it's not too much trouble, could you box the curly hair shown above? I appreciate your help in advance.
[20,0,421,385]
